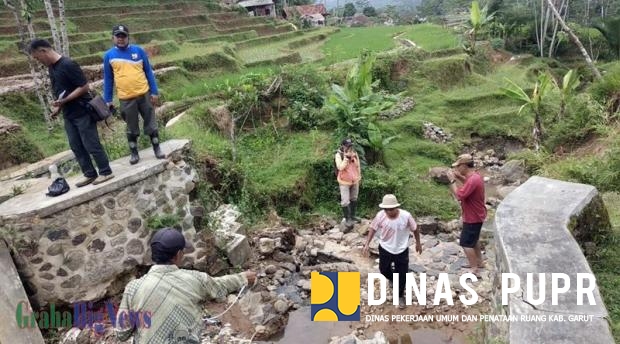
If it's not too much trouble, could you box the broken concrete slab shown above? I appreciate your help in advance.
[0,240,45,344]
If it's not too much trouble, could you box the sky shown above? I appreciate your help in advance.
[317,0,400,9]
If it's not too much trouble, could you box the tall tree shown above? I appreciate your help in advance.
[592,16,620,59]
[42,0,61,52]
[58,0,69,56]
[343,2,356,16]
[546,0,602,79]
[4,0,55,129]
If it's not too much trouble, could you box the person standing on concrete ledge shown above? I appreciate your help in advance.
[362,194,422,309]
[103,24,165,165]
[446,154,487,278]
[115,228,257,343]
[29,39,114,188]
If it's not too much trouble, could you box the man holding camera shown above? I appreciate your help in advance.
[446,154,487,278]
[335,138,361,231]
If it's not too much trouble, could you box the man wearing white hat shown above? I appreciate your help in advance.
[363,194,422,309]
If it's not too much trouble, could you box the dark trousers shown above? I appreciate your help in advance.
[120,94,158,137]
[379,245,409,297]
[64,114,112,178]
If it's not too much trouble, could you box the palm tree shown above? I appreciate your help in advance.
[501,73,554,151]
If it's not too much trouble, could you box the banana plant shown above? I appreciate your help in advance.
[465,1,495,55]
[556,69,580,120]
[501,73,554,151]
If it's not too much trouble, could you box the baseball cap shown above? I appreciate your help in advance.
[452,153,474,167]
[341,138,353,147]
[150,228,191,253]
[112,24,129,36]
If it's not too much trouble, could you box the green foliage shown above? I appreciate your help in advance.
[325,51,399,165]
[589,62,620,117]
[0,131,45,168]
[362,6,377,17]
[147,213,182,231]
[343,3,356,17]
[417,54,472,89]
[592,17,620,59]
[281,65,328,130]
[545,95,606,151]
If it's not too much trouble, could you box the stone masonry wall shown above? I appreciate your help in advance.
[0,146,228,307]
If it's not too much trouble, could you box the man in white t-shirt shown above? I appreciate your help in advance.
[363,194,422,309]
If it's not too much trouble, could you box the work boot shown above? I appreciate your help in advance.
[151,133,165,159]
[75,176,96,188]
[349,200,361,223]
[341,206,354,233]
[129,141,140,165]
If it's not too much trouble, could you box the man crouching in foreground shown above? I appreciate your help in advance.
[116,228,256,343]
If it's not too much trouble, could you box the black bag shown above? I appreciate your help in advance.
[88,94,114,122]
[46,177,70,197]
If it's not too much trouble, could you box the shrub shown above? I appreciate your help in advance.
[490,37,504,50]
[280,65,328,130]
[0,131,45,169]
[545,94,606,151]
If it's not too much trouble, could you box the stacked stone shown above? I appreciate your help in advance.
[1,158,218,307]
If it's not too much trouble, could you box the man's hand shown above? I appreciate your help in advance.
[362,243,370,257]
[50,106,61,119]
[446,169,455,183]
[415,241,422,254]
[244,270,257,286]
[150,95,159,106]
[52,99,64,108]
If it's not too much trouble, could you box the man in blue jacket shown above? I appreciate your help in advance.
[103,24,165,165]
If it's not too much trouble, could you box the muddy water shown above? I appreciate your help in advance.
[259,307,352,344]
[408,328,467,344]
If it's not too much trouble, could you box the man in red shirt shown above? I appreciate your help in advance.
[447,154,487,277]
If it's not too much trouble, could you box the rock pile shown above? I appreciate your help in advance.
[423,122,452,143]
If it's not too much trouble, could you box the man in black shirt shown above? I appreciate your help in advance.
[29,39,114,187]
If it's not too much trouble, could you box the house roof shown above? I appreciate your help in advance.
[283,4,328,18]
[301,13,325,21]
[237,0,274,8]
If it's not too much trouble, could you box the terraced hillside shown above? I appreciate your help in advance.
[0,0,338,88]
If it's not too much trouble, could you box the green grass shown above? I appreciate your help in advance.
[321,24,458,65]
[595,192,620,342]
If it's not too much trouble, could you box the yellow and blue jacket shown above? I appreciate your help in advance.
[103,45,158,102]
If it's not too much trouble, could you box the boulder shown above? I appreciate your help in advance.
[428,167,451,184]
[499,159,526,184]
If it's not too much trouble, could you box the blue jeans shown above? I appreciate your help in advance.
[64,114,112,178]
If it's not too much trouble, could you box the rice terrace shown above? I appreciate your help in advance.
[0,0,619,343]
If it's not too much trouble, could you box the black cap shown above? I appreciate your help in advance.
[341,138,353,147]
[112,24,129,36]
[150,228,190,253]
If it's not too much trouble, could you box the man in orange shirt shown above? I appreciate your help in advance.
[335,138,361,231]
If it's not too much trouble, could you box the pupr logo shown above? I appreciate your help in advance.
[311,271,360,321]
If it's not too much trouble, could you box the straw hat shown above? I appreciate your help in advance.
[379,194,400,209]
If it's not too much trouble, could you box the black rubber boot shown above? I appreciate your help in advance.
[150,132,165,159]
[349,200,361,223]
[127,134,140,165]
[342,206,354,232]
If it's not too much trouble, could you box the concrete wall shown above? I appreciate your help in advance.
[491,176,614,343]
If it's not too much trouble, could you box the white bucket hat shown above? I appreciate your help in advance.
[379,194,400,209]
